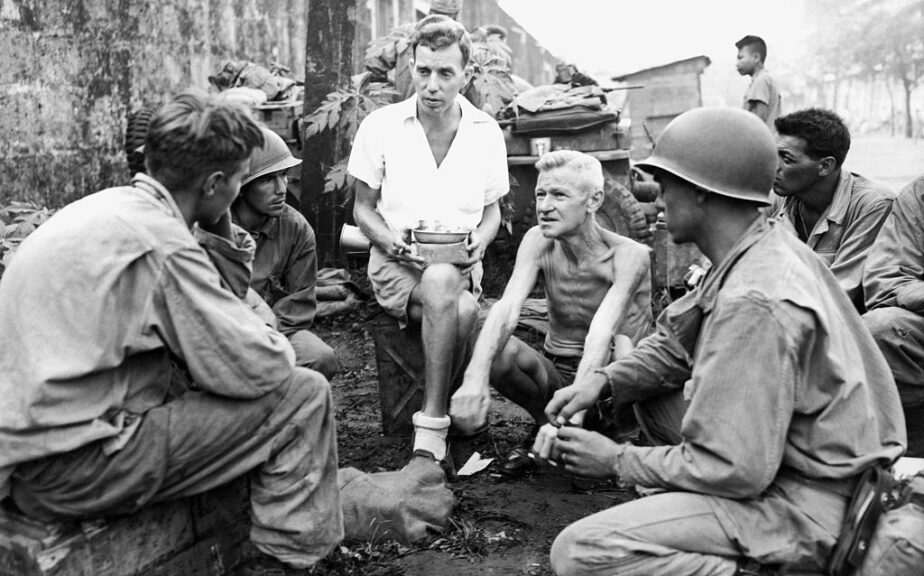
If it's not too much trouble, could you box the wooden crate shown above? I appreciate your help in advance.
[0,479,250,576]
[503,121,627,156]
[252,102,302,146]
[368,311,475,436]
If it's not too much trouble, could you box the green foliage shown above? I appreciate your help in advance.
[323,159,353,202]
[0,201,56,278]
[303,82,398,203]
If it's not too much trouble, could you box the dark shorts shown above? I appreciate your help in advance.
[539,349,582,392]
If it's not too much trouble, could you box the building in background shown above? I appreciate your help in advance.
[612,55,711,160]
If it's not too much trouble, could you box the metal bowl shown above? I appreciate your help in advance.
[412,229,469,244]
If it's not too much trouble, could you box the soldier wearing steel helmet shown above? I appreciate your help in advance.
[231,126,337,379]
[535,107,905,575]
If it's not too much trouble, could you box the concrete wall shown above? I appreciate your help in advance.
[0,0,309,208]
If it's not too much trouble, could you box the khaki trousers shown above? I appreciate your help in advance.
[11,367,342,569]
[551,392,849,576]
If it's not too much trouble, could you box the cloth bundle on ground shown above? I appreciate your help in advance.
[337,457,454,544]
[316,268,367,318]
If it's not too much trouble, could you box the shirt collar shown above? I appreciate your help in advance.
[399,93,485,126]
[825,170,853,225]
[697,217,774,312]
[779,169,851,236]
[231,204,279,240]
[131,173,187,226]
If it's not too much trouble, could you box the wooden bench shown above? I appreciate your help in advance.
[0,478,251,576]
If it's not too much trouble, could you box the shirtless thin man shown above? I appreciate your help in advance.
[449,150,652,475]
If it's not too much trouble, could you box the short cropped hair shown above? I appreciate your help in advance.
[483,25,507,40]
[536,150,604,195]
[411,14,472,67]
[775,108,851,167]
[735,35,767,63]
[145,90,264,190]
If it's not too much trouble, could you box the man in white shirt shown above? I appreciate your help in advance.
[348,15,509,464]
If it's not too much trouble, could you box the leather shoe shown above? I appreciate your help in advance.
[501,446,536,477]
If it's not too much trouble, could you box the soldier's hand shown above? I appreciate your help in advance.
[553,427,621,479]
[545,371,608,427]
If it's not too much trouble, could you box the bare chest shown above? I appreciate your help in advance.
[424,129,458,167]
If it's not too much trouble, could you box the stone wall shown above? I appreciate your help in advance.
[0,0,309,208]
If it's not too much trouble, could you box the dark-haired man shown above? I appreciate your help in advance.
[0,92,342,572]
[769,107,894,311]
[735,35,781,127]
[350,15,508,464]
[863,173,924,457]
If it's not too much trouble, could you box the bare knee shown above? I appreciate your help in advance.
[420,264,465,310]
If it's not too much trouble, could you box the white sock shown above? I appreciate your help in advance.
[412,411,451,461]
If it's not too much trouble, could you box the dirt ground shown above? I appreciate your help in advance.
[307,293,636,576]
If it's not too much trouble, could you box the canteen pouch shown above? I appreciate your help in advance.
[828,466,894,576]
[854,470,924,576]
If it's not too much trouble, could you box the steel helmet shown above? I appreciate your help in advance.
[242,126,301,187]
[636,107,777,205]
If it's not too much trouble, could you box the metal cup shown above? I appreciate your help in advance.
[339,224,371,252]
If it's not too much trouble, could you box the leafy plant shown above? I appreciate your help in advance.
[303,81,398,204]
[0,201,56,279]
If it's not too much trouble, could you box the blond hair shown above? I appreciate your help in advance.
[535,150,604,195]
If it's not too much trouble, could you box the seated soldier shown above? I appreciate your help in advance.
[540,108,905,576]
[768,108,894,311]
[231,126,337,379]
[0,92,342,574]
[863,172,924,458]
[349,16,509,465]
[450,150,651,475]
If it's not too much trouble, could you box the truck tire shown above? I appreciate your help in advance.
[125,107,157,175]
[596,178,651,243]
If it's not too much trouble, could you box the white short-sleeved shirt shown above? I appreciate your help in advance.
[347,94,509,233]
